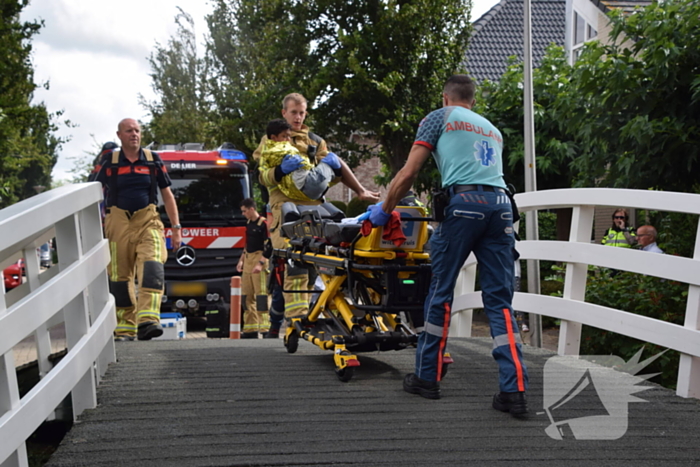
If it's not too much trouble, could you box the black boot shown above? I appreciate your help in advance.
[262,329,279,339]
[137,322,163,341]
[403,373,441,399]
[492,391,528,417]
[240,332,259,339]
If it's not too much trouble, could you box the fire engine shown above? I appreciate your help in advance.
[155,143,252,318]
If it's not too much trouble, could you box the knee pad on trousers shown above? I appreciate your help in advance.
[141,261,165,290]
[256,295,269,312]
[109,281,133,308]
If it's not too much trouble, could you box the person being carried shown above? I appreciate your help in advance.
[259,118,342,202]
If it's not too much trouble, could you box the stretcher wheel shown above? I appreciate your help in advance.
[335,367,354,382]
[285,331,299,354]
[441,364,449,379]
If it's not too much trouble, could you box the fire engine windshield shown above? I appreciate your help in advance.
[157,166,249,223]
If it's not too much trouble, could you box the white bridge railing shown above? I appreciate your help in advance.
[451,188,700,399]
[0,183,115,467]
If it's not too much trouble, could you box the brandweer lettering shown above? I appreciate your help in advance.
[445,121,502,144]
[166,228,220,237]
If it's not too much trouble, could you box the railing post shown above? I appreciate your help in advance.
[450,258,476,337]
[557,206,594,355]
[56,213,96,419]
[677,223,700,398]
[230,276,241,339]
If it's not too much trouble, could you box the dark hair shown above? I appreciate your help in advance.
[444,75,476,103]
[240,198,256,209]
[267,119,291,138]
[612,208,629,221]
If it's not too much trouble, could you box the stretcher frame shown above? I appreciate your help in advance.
[273,204,452,381]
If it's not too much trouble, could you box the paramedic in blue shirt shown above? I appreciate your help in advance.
[368,75,529,416]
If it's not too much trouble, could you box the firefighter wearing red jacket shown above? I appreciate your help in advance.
[91,118,182,341]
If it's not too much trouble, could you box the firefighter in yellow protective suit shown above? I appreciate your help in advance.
[237,199,270,338]
[90,118,182,341]
[253,93,380,321]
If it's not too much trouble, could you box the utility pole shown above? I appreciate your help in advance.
[523,0,542,347]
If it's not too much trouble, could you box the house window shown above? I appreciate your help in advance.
[572,11,598,62]
[574,12,586,45]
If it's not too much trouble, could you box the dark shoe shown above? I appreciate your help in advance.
[493,391,529,417]
[403,373,441,400]
[240,332,259,339]
[137,322,163,341]
[262,330,279,339]
[114,335,135,342]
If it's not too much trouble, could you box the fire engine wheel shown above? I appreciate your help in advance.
[335,366,354,383]
[285,331,299,354]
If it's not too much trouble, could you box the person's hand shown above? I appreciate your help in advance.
[358,189,380,203]
[236,261,243,273]
[252,263,263,274]
[280,154,303,174]
[320,152,341,169]
[171,230,182,250]
[368,203,392,227]
[614,217,625,229]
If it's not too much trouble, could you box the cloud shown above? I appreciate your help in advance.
[21,0,213,181]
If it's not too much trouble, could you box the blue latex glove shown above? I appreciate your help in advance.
[280,154,303,174]
[368,203,392,227]
[321,152,341,170]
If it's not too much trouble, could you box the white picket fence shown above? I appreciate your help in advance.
[0,183,115,467]
[451,188,700,399]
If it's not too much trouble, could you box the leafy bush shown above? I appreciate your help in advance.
[346,197,372,217]
[328,200,347,214]
[581,270,685,389]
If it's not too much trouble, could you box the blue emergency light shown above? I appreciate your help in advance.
[219,149,247,161]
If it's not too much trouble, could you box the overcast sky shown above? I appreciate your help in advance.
[21,0,500,183]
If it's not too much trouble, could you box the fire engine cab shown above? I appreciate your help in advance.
[155,143,252,318]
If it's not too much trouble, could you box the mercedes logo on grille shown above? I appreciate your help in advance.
[176,245,196,266]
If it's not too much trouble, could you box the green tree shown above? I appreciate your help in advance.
[475,47,577,193]
[205,0,315,152]
[561,0,700,192]
[205,0,472,194]
[308,0,472,194]
[0,0,65,208]
[140,8,213,147]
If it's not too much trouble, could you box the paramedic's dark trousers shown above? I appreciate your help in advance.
[415,187,528,392]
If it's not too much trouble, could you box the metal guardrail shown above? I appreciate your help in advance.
[451,188,700,399]
[0,183,116,467]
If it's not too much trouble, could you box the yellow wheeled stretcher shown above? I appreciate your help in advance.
[273,202,450,382]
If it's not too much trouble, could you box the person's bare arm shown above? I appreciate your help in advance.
[382,144,432,213]
[161,186,182,249]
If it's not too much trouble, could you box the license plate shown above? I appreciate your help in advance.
[170,282,207,296]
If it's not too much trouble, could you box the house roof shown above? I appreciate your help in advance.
[465,0,566,83]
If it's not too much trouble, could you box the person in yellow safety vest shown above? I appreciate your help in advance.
[237,198,270,338]
[253,92,380,320]
[601,208,637,248]
[91,118,182,341]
